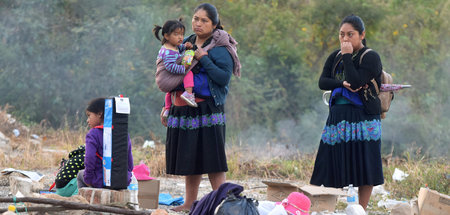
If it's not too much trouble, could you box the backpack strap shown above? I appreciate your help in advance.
[337,48,372,64]
[371,79,380,95]
[96,152,113,162]
[93,126,114,162]
[359,48,380,95]
[334,48,372,74]
[49,182,56,191]
[359,48,372,64]
[94,125,114,129]
[332,51,343,74]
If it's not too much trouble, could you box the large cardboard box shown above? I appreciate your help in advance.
[262,181,346,212]
[138,179,160,209]
[418,187,450,215]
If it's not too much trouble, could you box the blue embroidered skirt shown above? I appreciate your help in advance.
[310,104,384,188]
[165,98,228,175]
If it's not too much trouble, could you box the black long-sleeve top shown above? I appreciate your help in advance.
[319,47,383,114]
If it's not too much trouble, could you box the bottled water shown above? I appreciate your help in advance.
[127,173,139,210]
[347,184,358,205]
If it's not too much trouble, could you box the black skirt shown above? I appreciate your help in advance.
[165,98,228,175]
[310,104,384,188]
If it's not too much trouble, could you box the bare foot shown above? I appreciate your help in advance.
[171,204,191,212]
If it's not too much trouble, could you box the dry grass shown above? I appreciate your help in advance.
[1,106,448,201]
[132,144,167,177]
[383,151,449,198]
[0,105,86,170]
[226,144,316,180]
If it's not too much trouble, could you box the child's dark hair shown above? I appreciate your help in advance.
[153,18,185,45]
[86,97,105,118]
[340,15,366,46]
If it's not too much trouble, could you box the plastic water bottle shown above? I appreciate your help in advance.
[347,184,358,205]
[128,173,139,210]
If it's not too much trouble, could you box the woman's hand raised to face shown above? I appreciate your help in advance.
[341,41,353,54]
[194,47,208,60]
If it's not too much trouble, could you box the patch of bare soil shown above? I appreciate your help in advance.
[0,169,273,215]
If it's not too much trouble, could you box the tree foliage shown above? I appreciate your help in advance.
[0,0,448,156]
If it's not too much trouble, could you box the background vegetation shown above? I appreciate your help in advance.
[0,0,449,158]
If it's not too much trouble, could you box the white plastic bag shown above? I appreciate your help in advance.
[392,168,409,181]
[345,204,366,215]
[257,201,276,215]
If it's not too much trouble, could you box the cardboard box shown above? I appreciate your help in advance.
[418,187,450,215]
[262,181,346,212]
[138,179,160,209]
[263,181,300,202]
[300,185,347,212]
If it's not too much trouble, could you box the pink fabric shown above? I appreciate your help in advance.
[165,70,194,109]
[165,93,172,110]
[183,71,194,88]
[132,163,155,181]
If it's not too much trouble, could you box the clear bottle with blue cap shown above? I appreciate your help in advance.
[347,184,359,205]
[127,173,139,210]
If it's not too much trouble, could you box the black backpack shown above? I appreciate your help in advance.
[54,145,85,188]
[214,191,259,215]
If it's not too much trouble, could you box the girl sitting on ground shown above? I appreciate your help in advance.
[77,97,134,188]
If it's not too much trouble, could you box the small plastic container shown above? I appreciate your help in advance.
[182,50,195,65]
[347,184,359,205]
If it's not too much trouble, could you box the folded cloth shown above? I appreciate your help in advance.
[158,193,184,206]
[56,178,78,197]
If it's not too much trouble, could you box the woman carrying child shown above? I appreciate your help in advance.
[161,3,241,212]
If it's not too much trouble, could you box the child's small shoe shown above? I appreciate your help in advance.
[180,91,198,107]
[162,109,169,118]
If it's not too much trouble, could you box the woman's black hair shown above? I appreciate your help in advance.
[153,18,185,45]
[86,97,105,118]
[340,15,366,46]
[194,3,224,30]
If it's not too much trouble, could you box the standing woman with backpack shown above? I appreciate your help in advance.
[310,15,383,209]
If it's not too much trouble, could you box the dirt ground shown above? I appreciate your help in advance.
[0,170,271,215]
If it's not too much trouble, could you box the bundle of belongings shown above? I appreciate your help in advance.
[189,183,311,215]
[50,145,85,197]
